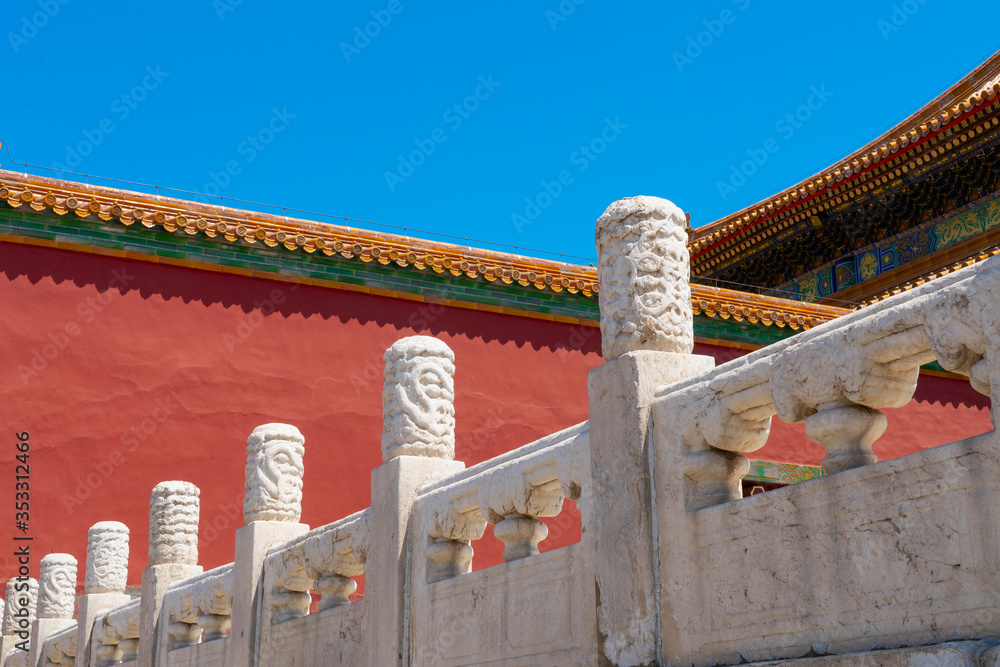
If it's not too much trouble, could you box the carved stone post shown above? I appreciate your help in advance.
[368,336,465,665]
[138,482,202,667]
[29,554,77,667]
[1,579,36,662]
[227,424,308,667]
[588,196,715,665]
[75,522,130,667]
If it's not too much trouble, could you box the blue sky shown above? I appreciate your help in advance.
[4,1,1000,263]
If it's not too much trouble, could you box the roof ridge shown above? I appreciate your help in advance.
[0,169,847,331]
[691,49,1000,259]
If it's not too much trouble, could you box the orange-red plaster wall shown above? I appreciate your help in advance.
[0,242,992,586]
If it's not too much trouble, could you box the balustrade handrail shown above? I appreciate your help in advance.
[264,507,370,620]
[102,598,138,633]
[265,508,370,569]
[650,256,998,511]
[162,563,235,624]
[656,259,989,400]
[418,421,589,499]
[417,422,588,553]
[41,623,75,665]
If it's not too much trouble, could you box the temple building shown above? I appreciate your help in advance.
[692,50,1000,308]
[1,52,997,590]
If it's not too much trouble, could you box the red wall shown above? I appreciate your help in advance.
[0,242,992,586]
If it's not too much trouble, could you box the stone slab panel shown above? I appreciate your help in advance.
[415,544,590,666]
[161,636,228,667]
[752,639,1000,665]
[653,418,1000,666]
[263,600,366,666]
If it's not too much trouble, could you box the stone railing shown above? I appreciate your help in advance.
[157,564,233,665]
[92,599,140,666]
[2,196,999,667]
[417,422,587,580]
[257,509,369,664]
[647,251,1000,665]
[39,623,74,666]
[652,259,993,512]
[408,422,593,664]
[264,508,369,619]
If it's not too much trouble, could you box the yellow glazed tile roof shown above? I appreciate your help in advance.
[0,169,848,330]
[690,50,1000,273]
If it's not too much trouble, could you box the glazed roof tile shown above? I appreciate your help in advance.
[690,50,1000,274]
[0,169,847,330]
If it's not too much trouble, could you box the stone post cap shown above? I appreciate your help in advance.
[89,520,129,536]
[247,422,305,447]
[149,481,200,566]
[383,335,456,363]
[85,521,130,595]
[596,196,688,233]
[2,578,37,634]
[244,423,305,523]
[595,195,694,360]
[37,554,77,620]
[381,335,457,462]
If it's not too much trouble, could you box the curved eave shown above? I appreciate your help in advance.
[688,50,1000,274]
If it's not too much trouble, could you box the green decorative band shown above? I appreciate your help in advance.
[781,185,1000,301]
[745,459,825,485]
[0,204,815,349]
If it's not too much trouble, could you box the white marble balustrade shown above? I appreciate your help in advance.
[263,508,369,622]
[417,421,588,581]
[91,599,139,667]
[159,564,233,652]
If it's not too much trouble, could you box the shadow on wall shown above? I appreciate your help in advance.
[1,243,604,357]
[910,372,991,411]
